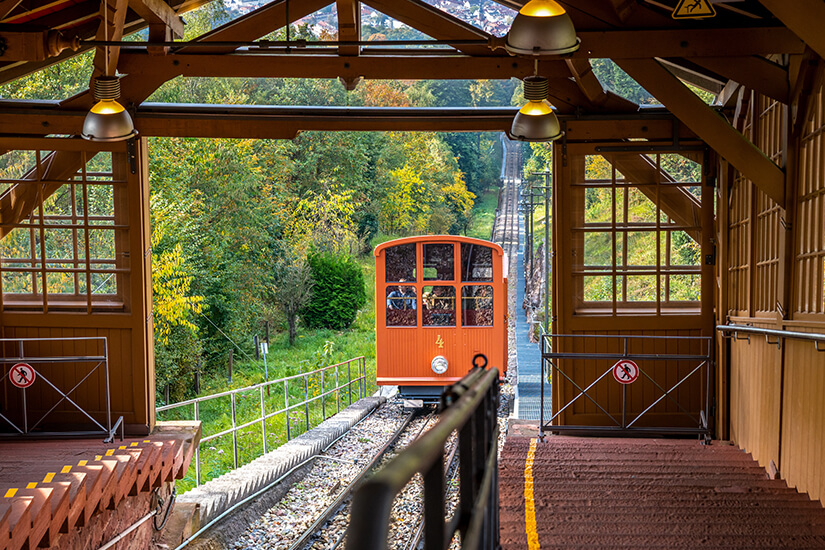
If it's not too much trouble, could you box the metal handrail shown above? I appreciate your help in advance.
[717,324,825,351]
[346,366,500,550]
[156,356,366,486]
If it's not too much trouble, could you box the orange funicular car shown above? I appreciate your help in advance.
[374,236,508,400]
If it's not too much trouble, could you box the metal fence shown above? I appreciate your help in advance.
[0,336,122,442]
[346,365,500,550]
[156,356,366,486]
[540,333,713,439]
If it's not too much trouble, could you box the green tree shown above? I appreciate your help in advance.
[301,252,366,330]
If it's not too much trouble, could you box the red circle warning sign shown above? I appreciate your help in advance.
[612,360,639,385]
[9,363,36,389]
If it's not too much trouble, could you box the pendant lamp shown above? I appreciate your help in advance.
[82,76,137,142]
[510,76,562,142]
[82,1,137,142]
[505,0,579,56]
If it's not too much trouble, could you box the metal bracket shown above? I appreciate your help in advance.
[765,334,781,350]
[733,331,750,343]
[815,340,825,353]
[126,137,137,174]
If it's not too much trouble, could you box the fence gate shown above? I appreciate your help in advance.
[540,334,712,439]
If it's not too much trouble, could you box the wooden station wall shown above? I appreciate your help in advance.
[551,119,715,430]
[719,83,825,504]
[0,137,155,435]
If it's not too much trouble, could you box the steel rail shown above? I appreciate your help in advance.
[287,410,431,550]
[717,323,825,351]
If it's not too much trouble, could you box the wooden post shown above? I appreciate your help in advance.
[254,334,260,360]
[265,321,270,344]
[194,362,200,395]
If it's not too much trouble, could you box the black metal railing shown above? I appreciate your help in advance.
[346,365,500,550]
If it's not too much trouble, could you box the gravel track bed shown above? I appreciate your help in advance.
[232,402,413,550]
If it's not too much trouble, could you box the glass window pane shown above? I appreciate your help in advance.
[423,243,454,281]
[626,275,657,302]
[462,285,493,326]
[584,188,612,224]
[626,232,656,267]
[627,188,657,223]
[3,271,33,294]
[670,231,700,265]
[669,274,701,301]
[583,276,614,302]
[423,285,456,326]
[584,232,613,267]
[386,285,417,326]
[461,243,493,282]
[385,243,417,283]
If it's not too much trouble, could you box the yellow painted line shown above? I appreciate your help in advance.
[130,442,138,447]
[78,460,88,466]
[4,488,17,498]
[118,446,126,450]
[143,440,150,443]
[26,483,37,489]
[43,473,55,483]
[105,449,115,456]
[61,465,71,474]
[95,455,102,461]
[525,438,540,550]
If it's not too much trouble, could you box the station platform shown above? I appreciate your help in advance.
[0,421,199,550]
[499,422,825,549]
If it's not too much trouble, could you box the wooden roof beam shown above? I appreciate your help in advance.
[758,0,825,61]
[657,58,724,95]
[573,27,802,59]
[127,0,185,39]
[617,57,786,208]
[336,0,359,56]
[689,56,788,104]
[90,0,131,79]
[360,0,494,56]
[0,0,24,20]
[565,58,642,112]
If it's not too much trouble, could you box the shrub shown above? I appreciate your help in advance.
[301,252,367,329]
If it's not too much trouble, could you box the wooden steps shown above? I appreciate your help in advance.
[500,436,825,549]
[0,426,199,550]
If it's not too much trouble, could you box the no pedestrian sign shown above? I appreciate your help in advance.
[612,360,639,385]
[9,363,36,388]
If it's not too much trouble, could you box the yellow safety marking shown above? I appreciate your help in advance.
[61,465,71,474]
[26,483,37,489]
[105,449,115,456]
[525,438,540,550]
[43,473,55,483]
[130,442,138,447]
[95,455,102,461]
[118,446,126,450]
[78,460,88,467]
[4,489,18,498]
[143,440,150,443]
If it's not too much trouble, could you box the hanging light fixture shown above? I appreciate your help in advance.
[82,1,137,142]
[505,0,579,56]
[510,75,562,142]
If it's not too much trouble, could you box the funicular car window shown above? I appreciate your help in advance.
[461,243,493,282]
[461,285,493,326]
[422,285,456,326]
[385,243,417,283]
[423,243,454,281]
[386,286,417,327]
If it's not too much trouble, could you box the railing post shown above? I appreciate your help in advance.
[336,365,340,414]
[304,376,310,433]
[284,380,291,441]
[348,360,353,405]
[231,393,239,469]
[423,455,445,550]
[194,400,201,486]
[321,369,326,420]
[260,385,268,455]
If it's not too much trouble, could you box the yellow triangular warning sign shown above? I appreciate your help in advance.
[672,0,716,19]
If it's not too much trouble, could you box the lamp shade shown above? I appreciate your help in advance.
[82,76,137,142]
[505,0,580,56]
[510,76,562,142]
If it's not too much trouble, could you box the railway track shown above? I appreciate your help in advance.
[232,136,525,550]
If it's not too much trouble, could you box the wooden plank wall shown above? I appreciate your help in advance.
[722,80,825,505]
[0,138,155,435]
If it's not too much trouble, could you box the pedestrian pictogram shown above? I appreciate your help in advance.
[672,0,716,19]
[9,363,36,388]
[612,359,639,385]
